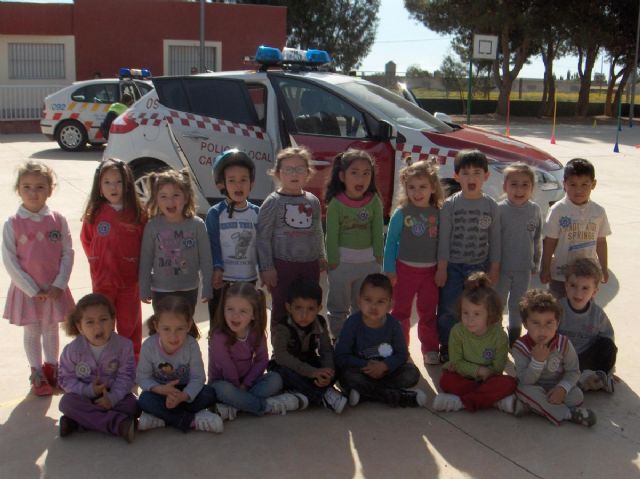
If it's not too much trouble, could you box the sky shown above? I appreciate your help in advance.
[5,0,608,80]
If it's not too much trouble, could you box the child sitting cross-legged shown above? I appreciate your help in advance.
[558,258,617,393]
[512,289,596,427]
[269,279,347,414]
[335,273,426,408]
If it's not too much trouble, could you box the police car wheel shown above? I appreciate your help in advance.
[56,121,88,152]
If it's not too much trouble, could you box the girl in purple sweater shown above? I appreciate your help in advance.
[58,293,137,442]
[208,283,306,418]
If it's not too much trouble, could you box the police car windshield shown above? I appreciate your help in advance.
[338,81,452,133]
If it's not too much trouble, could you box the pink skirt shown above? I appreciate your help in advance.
[3,283,75,326]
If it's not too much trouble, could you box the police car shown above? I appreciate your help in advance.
[41,68,153,151]
[104,47,564,216]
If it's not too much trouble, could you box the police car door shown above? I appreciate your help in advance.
[151,77,274,203]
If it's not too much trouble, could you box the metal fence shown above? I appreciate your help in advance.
[0,85,65,121]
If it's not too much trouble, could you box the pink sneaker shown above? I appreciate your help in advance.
[30,368,53,396]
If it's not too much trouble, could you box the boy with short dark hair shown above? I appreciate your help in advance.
[558,258,616,393]
[435,149,501,362]
[335,273,426,408]
[270,279,347,413]
[540,158,611,298]
[512,289,596,427]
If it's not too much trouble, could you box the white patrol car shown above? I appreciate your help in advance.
[41,68,153,151]
[104,47,564,216]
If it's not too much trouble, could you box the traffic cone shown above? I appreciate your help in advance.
[550,134,556,145]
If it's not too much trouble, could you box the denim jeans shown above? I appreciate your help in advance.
[338,363,420,403]
[211,371,282,416]
[270,362,328,406]
[437,261,488,346]
[138,384,217,432]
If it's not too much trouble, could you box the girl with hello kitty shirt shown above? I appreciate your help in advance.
[256,147,327,331]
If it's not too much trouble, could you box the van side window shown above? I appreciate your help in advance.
[135,81,154,97]
[273,77,368,138]
[246,84,267,127]
[71,83,119,103]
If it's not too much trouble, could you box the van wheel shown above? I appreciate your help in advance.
[56,121,88,151]
[132,160,169,205]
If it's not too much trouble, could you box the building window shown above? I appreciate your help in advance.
[9,43,65,80]
[168,45,217,75]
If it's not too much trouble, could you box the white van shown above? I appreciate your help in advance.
[104,48,564,216]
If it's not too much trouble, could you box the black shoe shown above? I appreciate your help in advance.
[439,346,449,363]
[59,415,78,438]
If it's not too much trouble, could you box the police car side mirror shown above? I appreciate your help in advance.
[376,120,394,141]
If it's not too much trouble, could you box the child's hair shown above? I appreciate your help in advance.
[325,149,380,203]
[270,146,313,177]
[359,273,393,298]
[14,161,56,192]
[564,158,595,181]
[564,257,602,284]
[145,168,196,218]
[286,278,323,306]
[64,293,115,336]
[212,282,267,343]
[454,149,488,173]
[519,289,562,324]
[396,158,444,208]
[146,295,200,339]
[82,158,143,224]
[457,272,502,326]
[503,162,535,185]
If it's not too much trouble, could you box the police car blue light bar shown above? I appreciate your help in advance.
[119,67,152,78]
[255,46,332,67]
[306,49,331,64]
[255,46,282,65]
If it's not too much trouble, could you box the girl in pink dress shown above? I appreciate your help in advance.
[2,161,75,396]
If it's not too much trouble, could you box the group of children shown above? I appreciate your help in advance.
[2,144,616,442]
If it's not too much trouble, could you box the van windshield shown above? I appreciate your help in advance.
[338,81,453,133]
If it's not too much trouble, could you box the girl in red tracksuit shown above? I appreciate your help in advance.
[81,159,146,359]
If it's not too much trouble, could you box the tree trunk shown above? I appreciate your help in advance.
[493,29,531,116]
[575,45,599,116]
[539,41,556,117]
[613,68,631,118]
[605,58,625,117]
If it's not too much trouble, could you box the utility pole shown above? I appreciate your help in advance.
[629,0,640,127]
[199,0,206,73]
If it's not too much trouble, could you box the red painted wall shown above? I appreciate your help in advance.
[72,0,286,80]
[0,2,73,35]
[1,0,286,80]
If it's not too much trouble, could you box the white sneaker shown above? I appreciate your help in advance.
[348,389,360,407]
[432,393,463,412]
[579,369,603,391]
[215,403,238,421]
[494,394,516,414]
[273,392,304,412]
[194,410,223,433]
[265,396,287,415]
[290,392,309,410]
[137,412,165,431]
[323,387,347,414]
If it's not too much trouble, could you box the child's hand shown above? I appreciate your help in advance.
[488,264,499,286]
[165,390,188,409]
[212,270,224,290]
[476,366,493,381]
[46,286,63,300]
[362,360,388,379]
[34,290,48,302]
[92,379,107,397]
[141,297,152,304]
[260,270,278,290]
[385,272,397,287]
[318,258,328,272]
[312,368,334,387]
[539,268,551,284]
[328,263,338,271]
[375,256,382,265]
[94,395,113,410]
[546,386,566,405]
[152,379,180,396]
[531,342,550,362]
[434,267,447,288]
[201,297,209,303]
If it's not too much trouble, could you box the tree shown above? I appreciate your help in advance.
[406,64,432,78]
[405,0,540,117]
[259,0,380,72]
[439,54,467,105]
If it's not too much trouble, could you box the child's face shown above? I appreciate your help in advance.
[503,172,533,207]
[157,183,186,222]
[277,157,310,194]
[100,167,124,205]
[454,166,489,199]
[18,173,52,213]
[339,159,372,200]
[224,296,254,337]
[460,298,489,336]
[357,285,391,324]
[219,165,252,206]
[564,174,595,205]
[155,312,191,354]
[565,274,599,310]
[524,311,558,346]
[78,305,115,347]
[406,176,434,208]
[286,297,321,328]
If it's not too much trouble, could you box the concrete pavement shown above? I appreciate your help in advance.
[0,123,638,479]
